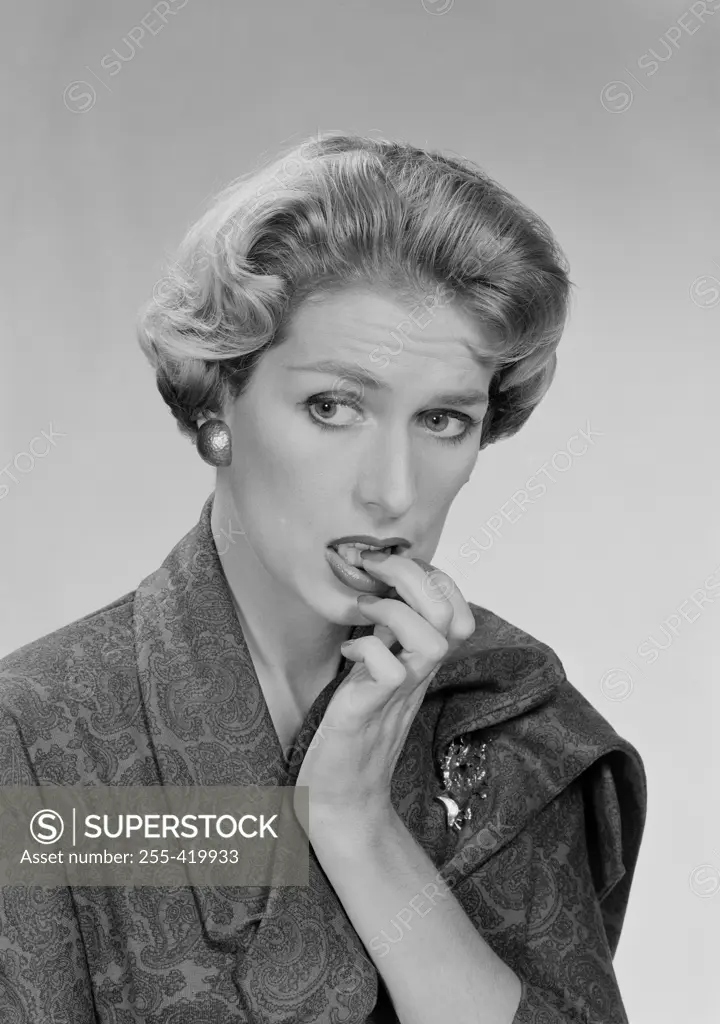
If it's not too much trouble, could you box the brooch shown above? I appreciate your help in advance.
[435,734,490,832]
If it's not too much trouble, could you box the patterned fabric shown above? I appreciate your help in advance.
[0,492,647,1023]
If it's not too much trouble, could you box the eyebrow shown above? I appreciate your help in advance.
[286,359,490,407]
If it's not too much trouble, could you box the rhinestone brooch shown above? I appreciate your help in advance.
[435,734,490,832]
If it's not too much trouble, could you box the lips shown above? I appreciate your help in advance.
[325,535,411,595]
[328,535,411,551]
[325,547,393,594]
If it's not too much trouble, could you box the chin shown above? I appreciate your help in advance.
[329,594,369,625]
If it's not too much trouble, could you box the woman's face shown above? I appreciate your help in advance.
[219,283,497,624]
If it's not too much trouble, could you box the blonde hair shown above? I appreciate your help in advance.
[137,131,572,448]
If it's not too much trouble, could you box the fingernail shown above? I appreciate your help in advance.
[356,594,381,605]
[360,550,391,562]
[340,639,355,649]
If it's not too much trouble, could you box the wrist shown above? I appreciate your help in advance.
[307,799,401,852]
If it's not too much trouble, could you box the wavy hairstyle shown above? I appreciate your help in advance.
[136,132,572,449]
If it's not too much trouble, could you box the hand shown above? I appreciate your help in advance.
[294,554,475,839]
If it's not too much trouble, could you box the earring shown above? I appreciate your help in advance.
[196,419,232,467]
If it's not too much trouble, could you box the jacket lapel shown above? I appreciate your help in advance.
[132,497,383,1020]
[132,497,287,789]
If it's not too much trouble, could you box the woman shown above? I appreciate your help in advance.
[0,133,646,1023]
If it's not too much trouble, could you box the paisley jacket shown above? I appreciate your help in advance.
[0,493,647,1023]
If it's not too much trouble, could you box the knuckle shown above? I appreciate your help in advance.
[453,614,476,641]
[421,568,456,604]
[389,662,407,686]
[422,603,454,636]
[428,635,449,661]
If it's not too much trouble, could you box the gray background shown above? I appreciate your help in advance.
[2,2,718,1020]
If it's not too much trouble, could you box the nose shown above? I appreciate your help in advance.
[354,427,417,519]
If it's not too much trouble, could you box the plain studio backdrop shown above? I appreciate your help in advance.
[1,1,718,1020]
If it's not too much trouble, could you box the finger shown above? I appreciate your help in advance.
[341,635,407,691]
[359,554,453,636]
[355,596,449,664]
[364,622,398,652]
[359,554,475,644]
[339,634,434,721]
[413,559,476,645]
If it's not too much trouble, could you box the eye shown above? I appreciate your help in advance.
[423,411,464,437]
[304,394,361,428]
[422,410,482,445]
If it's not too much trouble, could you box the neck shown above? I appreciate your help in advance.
[211,488,352,700]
